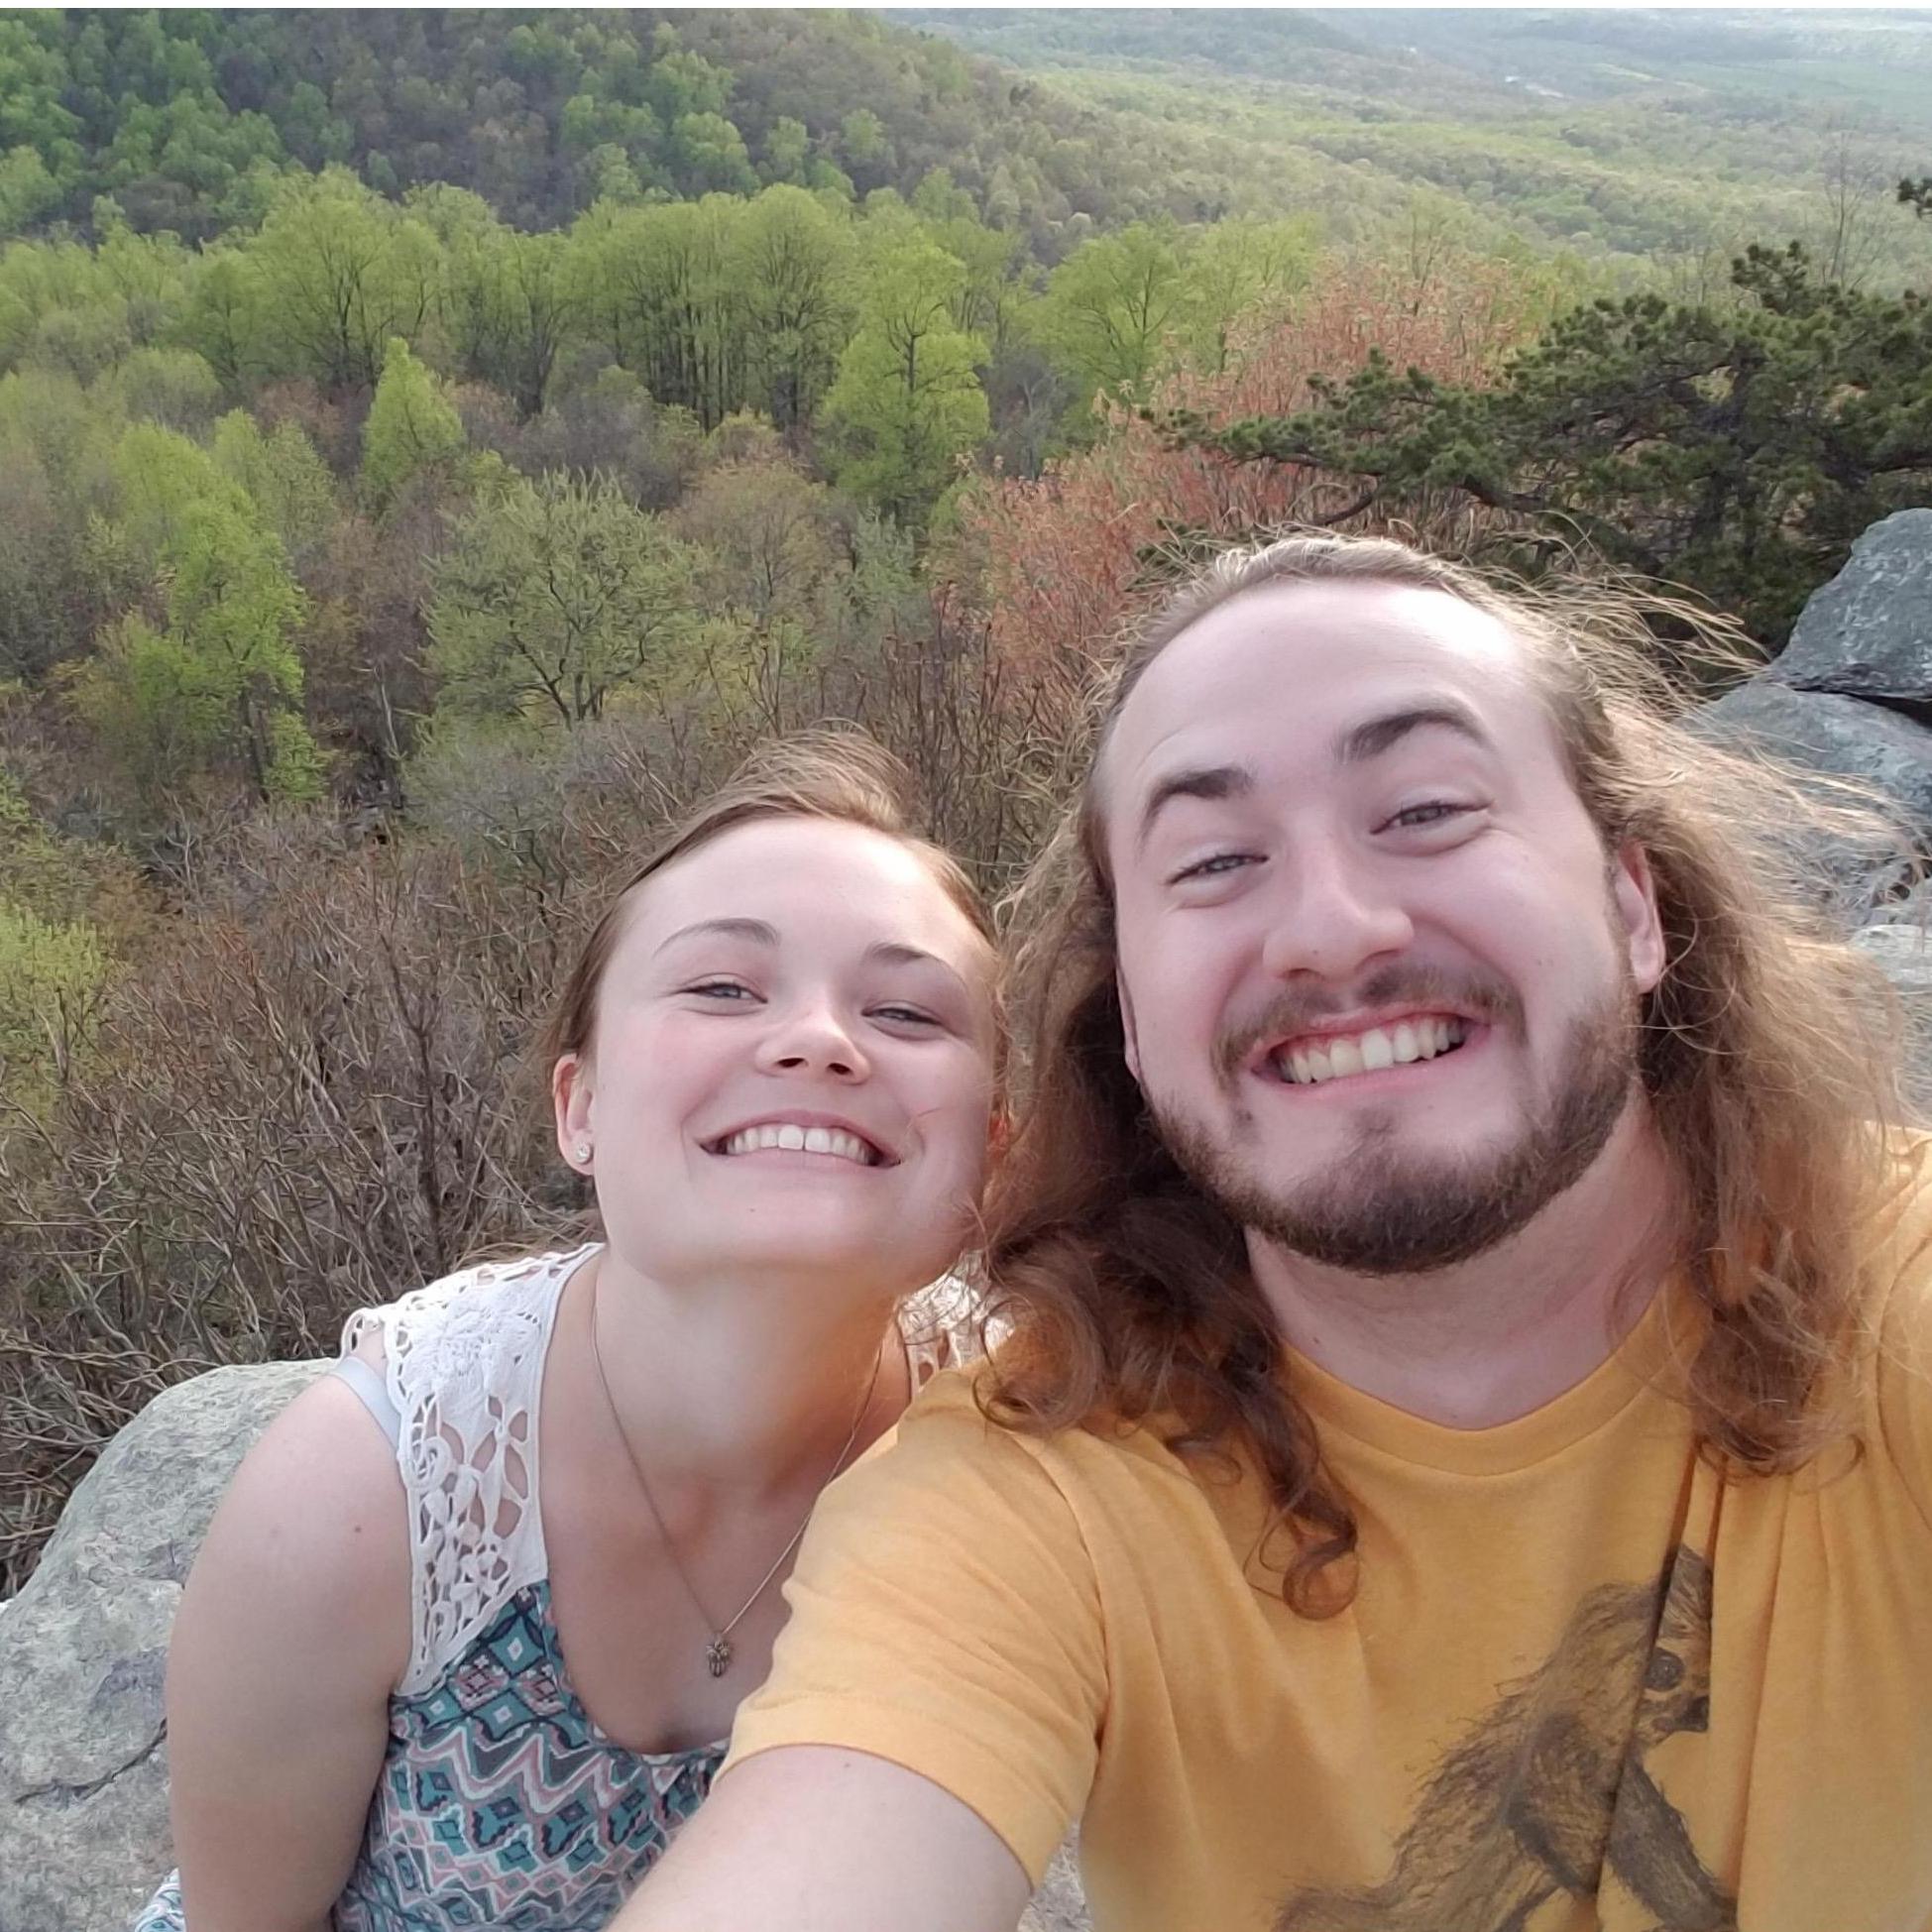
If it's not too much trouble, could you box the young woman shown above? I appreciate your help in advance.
[134,732,1002,1932]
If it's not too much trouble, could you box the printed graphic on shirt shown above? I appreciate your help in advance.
[1276,1544,1735,1932]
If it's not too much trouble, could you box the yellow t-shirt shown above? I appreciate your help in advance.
[730,1172,1932,1932]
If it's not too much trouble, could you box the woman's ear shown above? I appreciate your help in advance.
[553,1053,595,1174]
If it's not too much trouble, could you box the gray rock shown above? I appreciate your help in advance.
[1694,680,1928,914]
[1770,510,1932,705]
[0,1361,325,1932]
[1854,922,1932,1110]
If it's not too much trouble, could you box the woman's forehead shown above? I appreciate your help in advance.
[619,817,989,964]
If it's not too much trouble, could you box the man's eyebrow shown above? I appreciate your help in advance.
[1337,702,1493,765]
[653,916,777,956]
[1135,763,1255,853]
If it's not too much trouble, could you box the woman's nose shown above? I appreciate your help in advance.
[754,1004,870,1080]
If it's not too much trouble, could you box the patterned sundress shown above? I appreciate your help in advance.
[134,1246,979,1931]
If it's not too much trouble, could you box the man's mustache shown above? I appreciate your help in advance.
[1213,964,1526,1083]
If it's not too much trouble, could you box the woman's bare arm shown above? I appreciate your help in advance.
[165,1374,410,1932]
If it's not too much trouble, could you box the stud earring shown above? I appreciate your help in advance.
[574,1141,592,1163]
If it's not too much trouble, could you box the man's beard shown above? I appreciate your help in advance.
[1152,968,1641,1277]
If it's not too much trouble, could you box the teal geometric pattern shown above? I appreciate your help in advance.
[131,1579,722,1931]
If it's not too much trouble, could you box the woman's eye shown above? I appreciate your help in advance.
[1171,852,1257,884]
[872,1004,940,1028]
[686,980,757,1001]
[1383,801,1472,833]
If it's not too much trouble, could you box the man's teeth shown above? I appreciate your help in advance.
[1275,1018,1469,1086]
[719,1123,879,1164]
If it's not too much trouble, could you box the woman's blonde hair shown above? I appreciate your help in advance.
[978,531,1915,1616]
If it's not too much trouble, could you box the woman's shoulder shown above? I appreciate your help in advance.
[338,1242,596,1696]
[341,1243,592,1374]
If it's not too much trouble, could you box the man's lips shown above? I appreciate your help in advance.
[1242,1006,1479,1079]
[1260,1014,1478,1088]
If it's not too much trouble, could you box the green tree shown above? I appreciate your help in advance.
[821,226,987,524]
[0,145,60,234]
[673,452,840,625]
[211,408,337,566]
[443,224,578,418]
[81,426,320,803]
[360,335,465,513]
[175,248,261,395]
[0,896,107,1112]
[249,169,440,392]
[1184,216,1319,374]
[567,195,745,427]
[1039,222,1191,408]
[736,184,853,430]
[427,471,700,727]
[762,115,810,186]
[1177,243,1932,645]
[669,111,755,197]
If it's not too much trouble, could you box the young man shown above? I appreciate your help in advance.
[619,535,1932,1932]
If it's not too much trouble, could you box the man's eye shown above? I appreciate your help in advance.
[1382,801,1472,833]
[1171,852,1257,884]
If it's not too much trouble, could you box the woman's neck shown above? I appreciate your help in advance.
[567,1245,907,1501]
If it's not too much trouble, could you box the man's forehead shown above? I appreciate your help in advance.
[1100,580,1538,808]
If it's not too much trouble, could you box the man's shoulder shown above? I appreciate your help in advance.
[875,1363,1194,1505]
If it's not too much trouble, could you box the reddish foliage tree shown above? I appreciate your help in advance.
[950,254,1547,685]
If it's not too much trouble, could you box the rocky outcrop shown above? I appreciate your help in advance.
[1766,509,1932,708]
[0,1361,327,1932]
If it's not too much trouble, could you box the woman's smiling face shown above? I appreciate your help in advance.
[555,815,999,1299]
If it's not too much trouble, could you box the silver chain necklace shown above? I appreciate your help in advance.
[588,1266,884,1679]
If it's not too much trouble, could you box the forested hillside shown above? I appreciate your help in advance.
[1,7,1927,1589]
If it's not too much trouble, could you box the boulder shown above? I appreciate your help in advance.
[0,1361,326,1932]
[1769,510,1932,707]
[1693,680,1928,914]
[0,1359,1090,1932]
[1854,922,1932,1109]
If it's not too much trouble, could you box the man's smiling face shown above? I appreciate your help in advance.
[1099,578,1667,1275]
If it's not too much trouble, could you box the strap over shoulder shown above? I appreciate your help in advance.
[898,1270,1001,1390]
[341,1246,593,1696]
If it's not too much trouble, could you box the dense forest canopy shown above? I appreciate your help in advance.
[0,6,1927,1589]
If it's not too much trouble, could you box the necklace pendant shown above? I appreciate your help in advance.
[706,1634,733,1678]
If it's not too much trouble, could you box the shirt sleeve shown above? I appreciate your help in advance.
[723,1374,1107,1885]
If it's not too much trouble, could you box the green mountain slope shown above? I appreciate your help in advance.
[895,8,1932,283]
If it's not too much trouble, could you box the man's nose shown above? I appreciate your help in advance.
[754,1002,870,1080]
[1259,847,1414,983]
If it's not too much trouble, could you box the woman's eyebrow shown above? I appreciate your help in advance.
[865,941,970,996]
[652,916,777,957]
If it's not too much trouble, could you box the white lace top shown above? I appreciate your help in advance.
[339,1246,983,1697]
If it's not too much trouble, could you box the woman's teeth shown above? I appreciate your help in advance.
[1274,1017,1469,1087]
[718,1123,879,1164]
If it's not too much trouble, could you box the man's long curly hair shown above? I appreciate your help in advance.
[976,532,1917,1617]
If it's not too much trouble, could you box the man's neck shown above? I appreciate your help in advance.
[1248,1105,1679,1429]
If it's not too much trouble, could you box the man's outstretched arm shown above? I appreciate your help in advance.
[618,1745,1033,1932]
